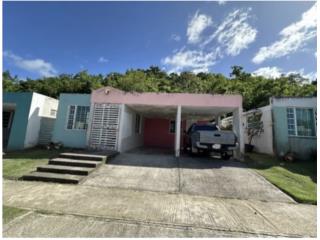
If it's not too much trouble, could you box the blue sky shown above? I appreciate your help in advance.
[3,1,317,80]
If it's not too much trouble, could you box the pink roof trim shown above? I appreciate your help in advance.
[91,87,242,108]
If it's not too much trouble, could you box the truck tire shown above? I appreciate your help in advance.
[191,146,198,156]
[221,152,230,160]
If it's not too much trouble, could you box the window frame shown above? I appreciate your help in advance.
[286,107,316,138]
[50,109,57,117]
[65,105,90,131]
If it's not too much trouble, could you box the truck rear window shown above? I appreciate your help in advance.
[194,125,218,131]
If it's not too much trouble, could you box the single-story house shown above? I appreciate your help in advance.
[272,96,316,160]
[222,96,317,160]
[3,92,59,151]
[52,87,244,158]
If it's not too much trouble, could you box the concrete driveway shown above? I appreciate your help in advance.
[4,149,316,237]
[82,149,294,203]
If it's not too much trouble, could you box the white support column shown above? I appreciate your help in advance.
[216,114,222,127]
[233,107,244,160]
[175,105,182,157]
[86,102,95,149]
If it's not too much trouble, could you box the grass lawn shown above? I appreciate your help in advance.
[3,148,63,180]
[245,153,317,204]
[3,206,29,224]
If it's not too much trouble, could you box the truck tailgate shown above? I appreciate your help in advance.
[199,130,236,145]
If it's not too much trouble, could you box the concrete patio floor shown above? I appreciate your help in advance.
[3,180,316,237]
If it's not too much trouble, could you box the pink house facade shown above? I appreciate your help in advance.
[85,87,244,158]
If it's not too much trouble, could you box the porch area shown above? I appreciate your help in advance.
[88,86,245,158]
[117,103,244,158]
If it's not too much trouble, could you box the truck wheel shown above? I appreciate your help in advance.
[191,146,198,156]
[221,152,230,160]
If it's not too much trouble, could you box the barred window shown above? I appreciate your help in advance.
[67,105,90,130]
[50,109,57,117]
[287,107,315,137]
[287,108,296,136]
[67,106,76,129]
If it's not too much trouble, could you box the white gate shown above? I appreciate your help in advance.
[89,103,121,150]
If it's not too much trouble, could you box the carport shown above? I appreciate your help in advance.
[89,87,244,159]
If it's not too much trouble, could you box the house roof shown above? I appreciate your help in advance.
[91,87,242,108]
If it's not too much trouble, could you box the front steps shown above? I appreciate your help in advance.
[21,152,115,184]
[22,172,83,184]
[49,158,102,168]
[37,165,94,176]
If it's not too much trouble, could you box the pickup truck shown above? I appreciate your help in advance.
[184,123,238,159]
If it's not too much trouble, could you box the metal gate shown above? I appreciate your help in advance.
[89,103,120,150]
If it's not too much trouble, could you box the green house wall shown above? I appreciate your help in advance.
[52,94,90,148]
[3,92,33,150]
[272,106,316,160]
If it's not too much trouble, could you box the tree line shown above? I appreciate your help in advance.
[3,66,316,111]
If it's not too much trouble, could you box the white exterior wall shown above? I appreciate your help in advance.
[221,105,274,155]
[118,104,144,152]
[243,105,274,155]
[41,97,59,118]
[24,93,59,148]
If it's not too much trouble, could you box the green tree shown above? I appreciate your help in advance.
[2,66,316,111]
[3,71,20,92]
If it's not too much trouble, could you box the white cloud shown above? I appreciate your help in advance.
[162,8,256,73]
[286,69,317,82]
[202,8,257,56]
[98,56,109,63]
[3,51,57,77]
[253,66,317,81]
[187,11,213,44]
[171,34,181,42]
[252,67,282,79]
[162,48,220,73]
[304,72,317,81]
[218,0,226,6]
[253,3,317,64]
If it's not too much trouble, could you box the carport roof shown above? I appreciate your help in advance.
[128,104,236,119]
[92,87,242,108]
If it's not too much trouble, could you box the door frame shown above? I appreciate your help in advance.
[3,110,15,149]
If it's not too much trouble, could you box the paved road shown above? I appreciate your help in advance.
[3,180,316,237]
[3,211,269,237]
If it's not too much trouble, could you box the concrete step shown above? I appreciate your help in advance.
[37,165,94,176]
[59,153,106,162]
[22,172,84,184]
[49,158,102,168]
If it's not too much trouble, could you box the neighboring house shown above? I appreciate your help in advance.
[222,96,317,160]
[3,92,59,151]
[271,97,316,160]
[52,87,244,158]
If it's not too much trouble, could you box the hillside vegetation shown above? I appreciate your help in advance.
[3,66,316,111]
